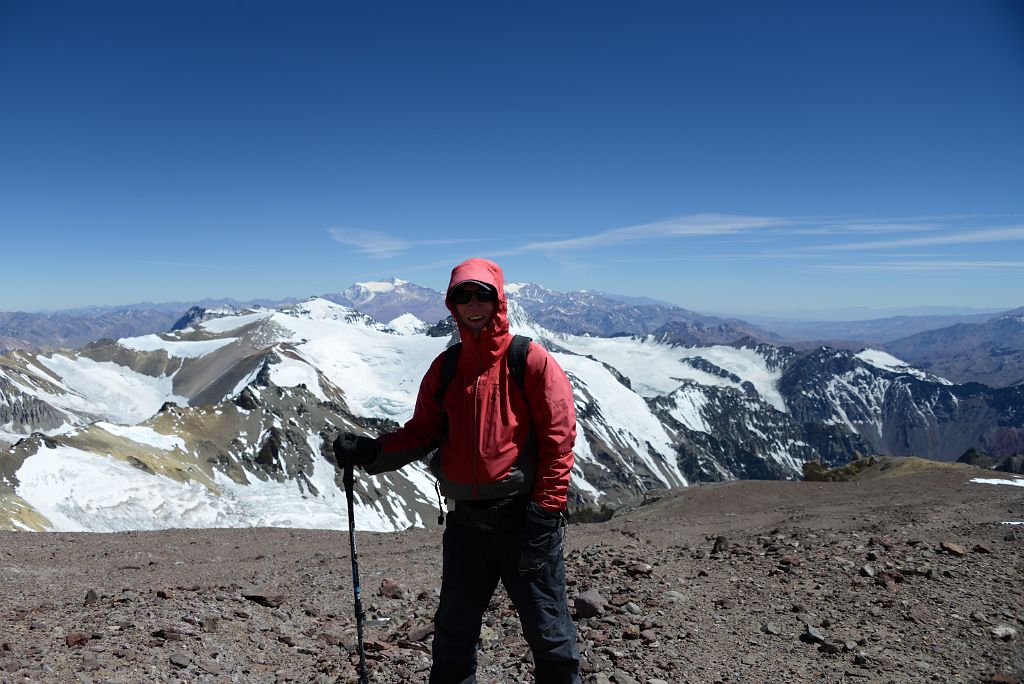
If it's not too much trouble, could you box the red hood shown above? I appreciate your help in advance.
[446,258,511,363]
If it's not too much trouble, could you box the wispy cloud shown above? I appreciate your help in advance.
[807,226,1024,251]
[813,260,1024,273]
[328,227,477,258]
[328,228,409,257]
[132,259,250,271]
[778,222,942,236]
[330,214,1024,269]
[496,213,788,255]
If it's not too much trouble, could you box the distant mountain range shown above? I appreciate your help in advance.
[1,280,1021,387]
[752,311,1004,344]
[2,296,1022,532]
[0,297,302,353]
[883,310,1024,387]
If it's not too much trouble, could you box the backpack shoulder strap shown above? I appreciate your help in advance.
[508,335,532,394]
[435,342,461,406]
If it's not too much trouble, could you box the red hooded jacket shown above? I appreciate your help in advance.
[367,258,576,512]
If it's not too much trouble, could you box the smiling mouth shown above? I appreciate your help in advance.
[468,315,486,321]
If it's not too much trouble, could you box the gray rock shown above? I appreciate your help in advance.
[800,626,826,644]
[991,625,1017,641]
[845,668,873,678]
[711,536,729,554]
[169,653,192,669]
[379,578,407,599]
[196,659,223,675]
[611,670,639,684]
[575,589,607,619]
[409,623,434,641]
[796,612,817,627]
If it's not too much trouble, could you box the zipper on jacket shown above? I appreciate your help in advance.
[471,343,483,499]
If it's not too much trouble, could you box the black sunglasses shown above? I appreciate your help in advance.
[452,289,496,305]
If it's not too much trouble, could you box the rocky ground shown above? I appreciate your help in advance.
[0,458,1022,683]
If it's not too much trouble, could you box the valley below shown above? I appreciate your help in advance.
[1,459,1022,684]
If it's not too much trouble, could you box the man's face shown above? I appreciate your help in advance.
[452,283,496,337]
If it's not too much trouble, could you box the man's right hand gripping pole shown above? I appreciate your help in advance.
[332,433,378,468]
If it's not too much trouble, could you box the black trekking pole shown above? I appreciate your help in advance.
[340,435,369,684]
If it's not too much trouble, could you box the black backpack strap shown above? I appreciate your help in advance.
[508,335,532,394]
[435,342,462,406]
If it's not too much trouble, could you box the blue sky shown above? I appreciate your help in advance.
[1,1,1022,318]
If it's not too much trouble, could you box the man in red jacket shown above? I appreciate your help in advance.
[336,257,580,683]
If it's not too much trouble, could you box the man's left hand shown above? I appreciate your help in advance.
[332,433,378,468]
[518,502,565,578]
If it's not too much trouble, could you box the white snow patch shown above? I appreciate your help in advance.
[271,303,443,421]
[121,335,237,358]
[355,279,408,295]
[290,299,376,326]
[388,313,428,335]
[971,477,1024,488]
[94,423,185,451]
[199,311,274,334]
[268,356,327,401]
[35,355,186,424]
[856,349,951,384]
[685,346,787,412]
[562,337,787,412]
[664,384,710,433]
[556,352,685,488]
[14,444,409,532]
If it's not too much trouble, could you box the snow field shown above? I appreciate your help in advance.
[272,302,444,422]
[198,311,275,334]
[856,349,952,384]
[35,354,186,425]
[120,334,238,358]
[555,352,685,488]
[14,440,408,533]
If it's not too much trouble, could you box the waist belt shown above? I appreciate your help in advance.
[448,495,528,533]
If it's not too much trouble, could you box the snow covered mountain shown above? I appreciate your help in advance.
[322,278,450,326]
[507,283,779,342]
[2,299,1022,534]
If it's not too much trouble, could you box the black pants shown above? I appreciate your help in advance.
[429,513,581,684]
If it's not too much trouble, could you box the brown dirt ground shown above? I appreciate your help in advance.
[0,458,1022,683]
